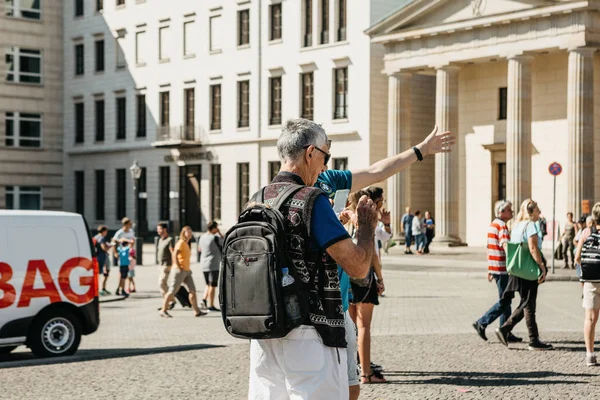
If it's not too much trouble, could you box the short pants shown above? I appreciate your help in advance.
[158,265,171,294]
[128,268,135,278]
[203,271,218,287]
[119,265,129,280]
[345,311,359,386]
[583,282,600,310]
[168,268,196,294]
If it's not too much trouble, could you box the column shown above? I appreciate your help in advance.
[434,66,461,244]
[387,72,412,238]
[567,48,595,217]
[506,55,533,209]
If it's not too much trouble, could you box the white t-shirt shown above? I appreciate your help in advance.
[113,228,136,243]
[412,217,423,236]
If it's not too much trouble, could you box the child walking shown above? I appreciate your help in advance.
[116,241,131,298]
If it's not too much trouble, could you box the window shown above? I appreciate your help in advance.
[499,87,508,120]
[136,94,146,137]
[74,44,84,76]
[6,47,42,84]
[95,170,105,220]
[185,88,195,139]
[116,30,126,69]
[95,99,105,142]
[5,0,41,20]
[116,0,125,6]
[238,80,250,128]
[184,21,195,56]
[238,10,250,46]
[116,97,126,139]
[97,0,103,12]
[301,72,314,120]
[116,169,126,219]
[269,161,281,182]
[270,4,282,41]
[270,77,282,126]
[75,102,84,143]
[135,31,146,65]
[159,166,170,221]
[304,0,312,47]
[5,186,41,210]
[337,0,346,41]
[5,112,42,148]
[497,162,507,203]
[321,0,329,44]
[95,40,105,72]
[237,163,250,214]
[333,157,348,170]
[75,171,85,215]
[211,164,221,220]
[210,84,221,130]
[334,67,348,120]
[209,15,222,52]
[75,0,83,16]
[160,91,169,127]
[159,26,170,61]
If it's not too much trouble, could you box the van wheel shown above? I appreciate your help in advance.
[0,346,17,354]
[29,311,81,358]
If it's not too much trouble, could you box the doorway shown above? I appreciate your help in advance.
[179,165,202,231]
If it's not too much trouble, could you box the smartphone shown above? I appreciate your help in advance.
[332,189,350,216]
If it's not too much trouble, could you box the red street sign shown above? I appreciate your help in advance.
[549,162,562,176]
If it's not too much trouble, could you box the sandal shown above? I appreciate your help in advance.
[159,310,172,318]
[361,373,387,384]
[194,310,207,317]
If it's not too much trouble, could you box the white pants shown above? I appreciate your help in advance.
[248,326,349,400]
[344,311,359,386]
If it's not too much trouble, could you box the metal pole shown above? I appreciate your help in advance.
[552,175,556,274]
[134,178,142,266]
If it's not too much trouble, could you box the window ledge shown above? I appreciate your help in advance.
[116,4,126,10]
[268,124,282,129]
[269,39,283,45]
[135,136,147,140]
[5,16,43,23]
[136,62,147,68]
[74,15,84,20]
[2,146,44,151]
[94,70,105,75]
[237,44,250,50]
[209,129,222,134]
[159,58,171,64]
[299,40,349,52]
[237,127,251,132]
[74,74,84,78]
[4,81,44,88]
[332,118,349,124]
[136,0,146,3]
[210,49,223,55]
[116,65,127,71]
[184,54,196,59]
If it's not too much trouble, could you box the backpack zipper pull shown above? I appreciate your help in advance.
[238,251,249,266]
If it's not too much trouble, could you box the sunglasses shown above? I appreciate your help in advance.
[304,143,331,166]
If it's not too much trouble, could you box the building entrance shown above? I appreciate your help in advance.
[179,165,202,231]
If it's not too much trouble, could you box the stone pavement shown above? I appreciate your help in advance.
[0,251,596,399]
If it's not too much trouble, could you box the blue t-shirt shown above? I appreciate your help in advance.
[510,221,543,250]
[310,194,351,251]
[402,213,414,233]
[316,169,353,311]
[118,246,131,267]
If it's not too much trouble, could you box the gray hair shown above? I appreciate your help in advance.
[494,200,512,218]
[277,119,328,163]
[592,203,600,225]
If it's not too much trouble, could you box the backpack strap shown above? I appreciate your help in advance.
[271,184,303,211]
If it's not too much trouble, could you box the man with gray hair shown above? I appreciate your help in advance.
[248,118,381,399]
[472,200,522,343]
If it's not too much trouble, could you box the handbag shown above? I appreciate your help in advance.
[507,222,542,281]
[554,241,564,261]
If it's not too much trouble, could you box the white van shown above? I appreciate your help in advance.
[0,211,99,357]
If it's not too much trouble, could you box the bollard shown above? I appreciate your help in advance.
[136,237,143,266]
[154,236,160,264]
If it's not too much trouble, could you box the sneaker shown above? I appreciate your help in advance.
[528,339,553,351]
[159,310,172,318]
[104,290,112,295]
[202,299,208,309]
[587,354,597,366]
[100,289,108,296]
[495,327,509,347]
[194,310,207,317]
[507,333,523,343]
[208,306,220,312]
[121,292,129,298]
[115,289,121,296]
[472,322,488,341]
[168,301,176,310]
[371,362,383,372]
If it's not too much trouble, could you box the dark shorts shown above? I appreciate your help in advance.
[204,271,218,287]
[119,266,129,280]
[350,276,379,306]
[98,257,109,277]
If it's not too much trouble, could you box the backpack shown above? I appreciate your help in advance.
[580,227,600,282]
[219,184,311,340]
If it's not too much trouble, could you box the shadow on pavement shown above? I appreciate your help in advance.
[0,343,223,369]
[383,370,592,387]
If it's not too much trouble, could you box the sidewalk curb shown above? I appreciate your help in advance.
[99,296,128,303]
[389,270,580,282]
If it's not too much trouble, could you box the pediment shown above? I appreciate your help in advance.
[367,0,561,36]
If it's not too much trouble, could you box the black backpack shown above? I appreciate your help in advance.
[219,184,310,339]
[581,227,600,282]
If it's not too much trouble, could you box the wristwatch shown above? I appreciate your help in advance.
[413,146,424,161]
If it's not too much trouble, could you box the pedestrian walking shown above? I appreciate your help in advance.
[472,201,522,343]
[159,226,205,318]
[401,207,414,254]
[424,211,435,254]
[561,212,576,269]
[111,217,136,267]
[156,222,175,310]
[199,220,223,312]
[412,211,425,254]
[574,202,600,366]
[495,199,553,351]
[94,225,112,296]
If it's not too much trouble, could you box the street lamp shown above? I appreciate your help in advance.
[129,160,142,265]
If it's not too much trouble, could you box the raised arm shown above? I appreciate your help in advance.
[350,126,456,192]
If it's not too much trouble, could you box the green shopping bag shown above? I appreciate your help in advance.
[506,222,541,281]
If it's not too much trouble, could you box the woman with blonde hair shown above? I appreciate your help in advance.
[495,199,553,350]
[574,202,600,366]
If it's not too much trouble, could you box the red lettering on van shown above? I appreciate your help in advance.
[17,260,61,308]
[0,262,16,309]
[58,257,95,304]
